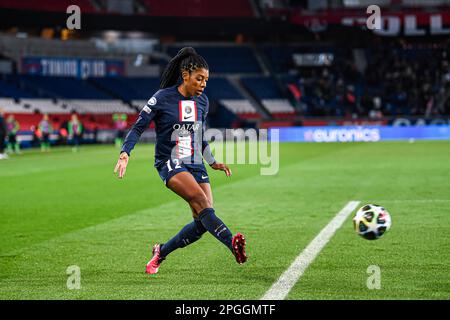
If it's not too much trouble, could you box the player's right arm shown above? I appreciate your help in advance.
[114,98,159,179]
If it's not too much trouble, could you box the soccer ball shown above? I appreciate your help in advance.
[353,204,392,240]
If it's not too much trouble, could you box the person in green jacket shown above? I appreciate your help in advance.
[113,113,128,148]
[68,113,83,152]
[6,114,21,154]
[39,114,53,153]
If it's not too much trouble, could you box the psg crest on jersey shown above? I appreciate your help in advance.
[147,97,157,105]
[179,101,197,122]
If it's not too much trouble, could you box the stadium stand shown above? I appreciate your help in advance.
[241,76,296,118]
[0,79,35,99]
[19,76,113,100]
[280,43,450,117]
[21,99,69,114]
[0,0,447,150]
[219,100,261,119]
[204,77,243,100]
[0,0,255,16]
[205,77,261,119]
[0,0,97,12]
[62,99,134,114]
[141,0,254,17]
[90,77,160,101]
[166,46,262,74]
[0,98,26,113]
[1,41,448,123]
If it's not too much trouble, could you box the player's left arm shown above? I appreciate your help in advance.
[201,96,231,177]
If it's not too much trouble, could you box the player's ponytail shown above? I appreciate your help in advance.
[159,47,209,89]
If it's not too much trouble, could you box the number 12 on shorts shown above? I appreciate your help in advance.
[166,159,181,172]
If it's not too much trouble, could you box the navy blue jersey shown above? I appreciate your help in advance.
[121,84,215,168]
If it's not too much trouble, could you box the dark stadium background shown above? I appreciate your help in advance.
[0,0,449,148]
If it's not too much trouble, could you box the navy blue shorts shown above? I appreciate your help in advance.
[156,159,210,186]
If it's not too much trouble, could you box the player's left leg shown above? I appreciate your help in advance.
[158,206,207,259]
[158,183,213,259]
[146,203,207,275]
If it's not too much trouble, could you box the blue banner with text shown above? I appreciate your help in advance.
[271,125,450,142]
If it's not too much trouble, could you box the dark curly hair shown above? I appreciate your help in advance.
[159,47,209,89]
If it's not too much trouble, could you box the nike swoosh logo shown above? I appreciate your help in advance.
[201,175,208,179]
[184,115,193,120]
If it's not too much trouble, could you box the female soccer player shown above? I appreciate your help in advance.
[114,47,247,275]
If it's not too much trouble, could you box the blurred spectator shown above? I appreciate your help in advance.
[0,108,7,159]
[292,41,450,117]
[113,113,128,148]
[68,114,83,152]
[6,114,21,154]
[38,114,53,153]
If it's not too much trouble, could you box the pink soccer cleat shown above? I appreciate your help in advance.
[232,233,247,264]
[145,243,165,275]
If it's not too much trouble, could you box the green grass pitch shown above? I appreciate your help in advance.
[0,141,449,299]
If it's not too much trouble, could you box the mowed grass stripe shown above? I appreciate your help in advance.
[0,142,347,254]
[261,201,360,300]
[284,141,450,300]
[1,141,448,299]
[286,199,450,300]
[0,145,354,299]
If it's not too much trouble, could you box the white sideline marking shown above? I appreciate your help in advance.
[261,200,360,300]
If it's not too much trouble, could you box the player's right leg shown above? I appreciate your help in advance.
[198,181,247,265]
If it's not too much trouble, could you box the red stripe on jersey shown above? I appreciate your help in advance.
[193,101,198,121]
[191,101,197,155]
[178,100,182,121]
